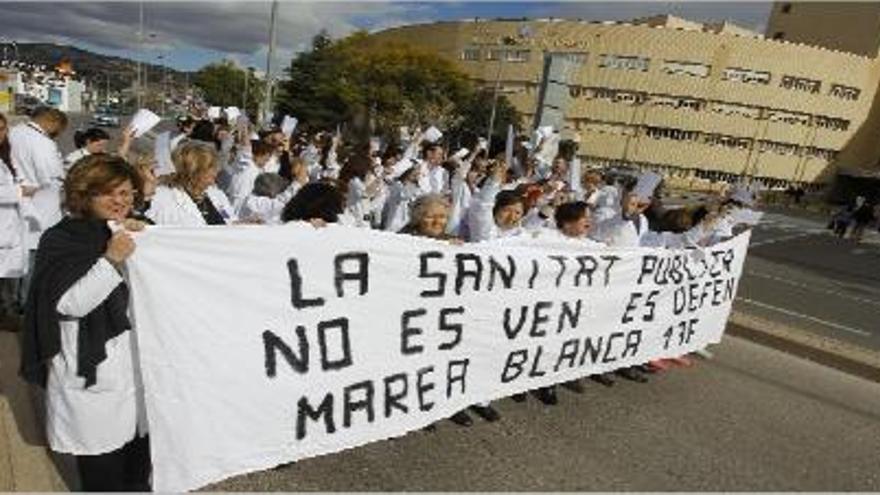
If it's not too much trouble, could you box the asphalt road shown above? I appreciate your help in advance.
[735,208,880,351]
[206,336,880,491]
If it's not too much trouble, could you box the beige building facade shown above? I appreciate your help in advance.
[370,11,880,187]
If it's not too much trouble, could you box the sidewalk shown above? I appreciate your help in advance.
[0,331,72,491]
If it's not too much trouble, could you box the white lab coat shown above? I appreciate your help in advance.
[592,185,621,223]
[465,179,525,242]
[46,257,146,455]
[238,182,302,225]
[8,122,65,248]
[0,159,31,277]
[146,185,236,226]
[382,181,422,233]
[591,213,711,248]
[225,158,262,213]
[447,163,474,236]
[64,148,89,171]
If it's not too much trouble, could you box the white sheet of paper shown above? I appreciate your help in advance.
[207,106,221,120]
[130,109,161,138]
[633,172,663,201]
[225,107,240,123]
[281,115,298,136]
[154,131,175,177]
[424,126,443,143]
[452,148,470,160]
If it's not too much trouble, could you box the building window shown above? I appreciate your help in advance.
[829,84,860,101]
[487,49,505,61]
[505,49,530,63]
[704,134,752,151]
[766,110,812,126]
[781,3,792,13]
[709,102,762,119]
[661,60,711,78]
[803,147,837,161]
[599,54,650,72]
[645,126,700,142]
[758,140,800,156]
[584,87,645,105]
[648,95,705,111]
[461,48,481,61]
[722,67,771,85]
[814,115,850,131]
[560,52,588,65]
[780,75,821,94]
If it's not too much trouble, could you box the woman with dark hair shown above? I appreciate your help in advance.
[0,113,38,327]
[19,153,150,491]
[338,154,383,227]
[281,182,346,225]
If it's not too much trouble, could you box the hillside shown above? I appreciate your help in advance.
[11,43,191,93]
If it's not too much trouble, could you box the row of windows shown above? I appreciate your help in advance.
[641,125,838,160]
[567,86,852,131]
[461,47,862,101]
[580,155,819,189]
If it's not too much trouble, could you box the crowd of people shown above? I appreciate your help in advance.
[0,105,762,491]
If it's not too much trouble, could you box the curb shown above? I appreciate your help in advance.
[726,311,880,384]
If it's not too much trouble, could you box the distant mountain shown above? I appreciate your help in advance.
[9,43,191,93]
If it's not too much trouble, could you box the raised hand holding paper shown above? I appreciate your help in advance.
[129,109,161,138]
[424,126,443,143]
[633,172,663,202]
[207,106,222,120]
[225,106,241,123]
[281,115,298,136]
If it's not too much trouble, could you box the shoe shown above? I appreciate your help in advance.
[534,387,558,406]
[667,356,694,367]
[511,393,527,403]
[561,380,585,394]
[616,367,648,383]
[634,364,656,374]
[470,404,501,423]
[590,373,615,387]
[448,410,473,427]
[648,359,671,372]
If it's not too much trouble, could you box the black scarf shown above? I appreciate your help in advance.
[19,217,130,388]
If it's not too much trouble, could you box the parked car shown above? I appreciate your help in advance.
[91,106,121,127]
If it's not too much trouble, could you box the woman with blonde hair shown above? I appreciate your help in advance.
[146,140,236,225]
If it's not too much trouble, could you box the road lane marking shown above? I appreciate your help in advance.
[735,297,871,337]
[744,272,880,307]
[750,233,816,247]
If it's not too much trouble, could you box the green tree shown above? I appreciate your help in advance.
[193,60,265,120]
[275,31,521,148]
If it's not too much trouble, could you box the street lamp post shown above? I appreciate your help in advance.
[263,0,279,126]
[485,25,532,153]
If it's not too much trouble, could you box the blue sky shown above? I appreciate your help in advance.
[3,2,772,73]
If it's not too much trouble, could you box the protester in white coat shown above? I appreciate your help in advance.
[19,154,150,491]
[465,162,526,243]
[8,107,68,306]
[0,113,38,322]
[226,140,275,214]
[64,127,110,170]
[147,141,236,226]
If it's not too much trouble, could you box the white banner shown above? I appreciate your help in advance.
[127,225,751,491]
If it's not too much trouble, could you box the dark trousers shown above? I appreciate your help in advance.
[76,435,151,492]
